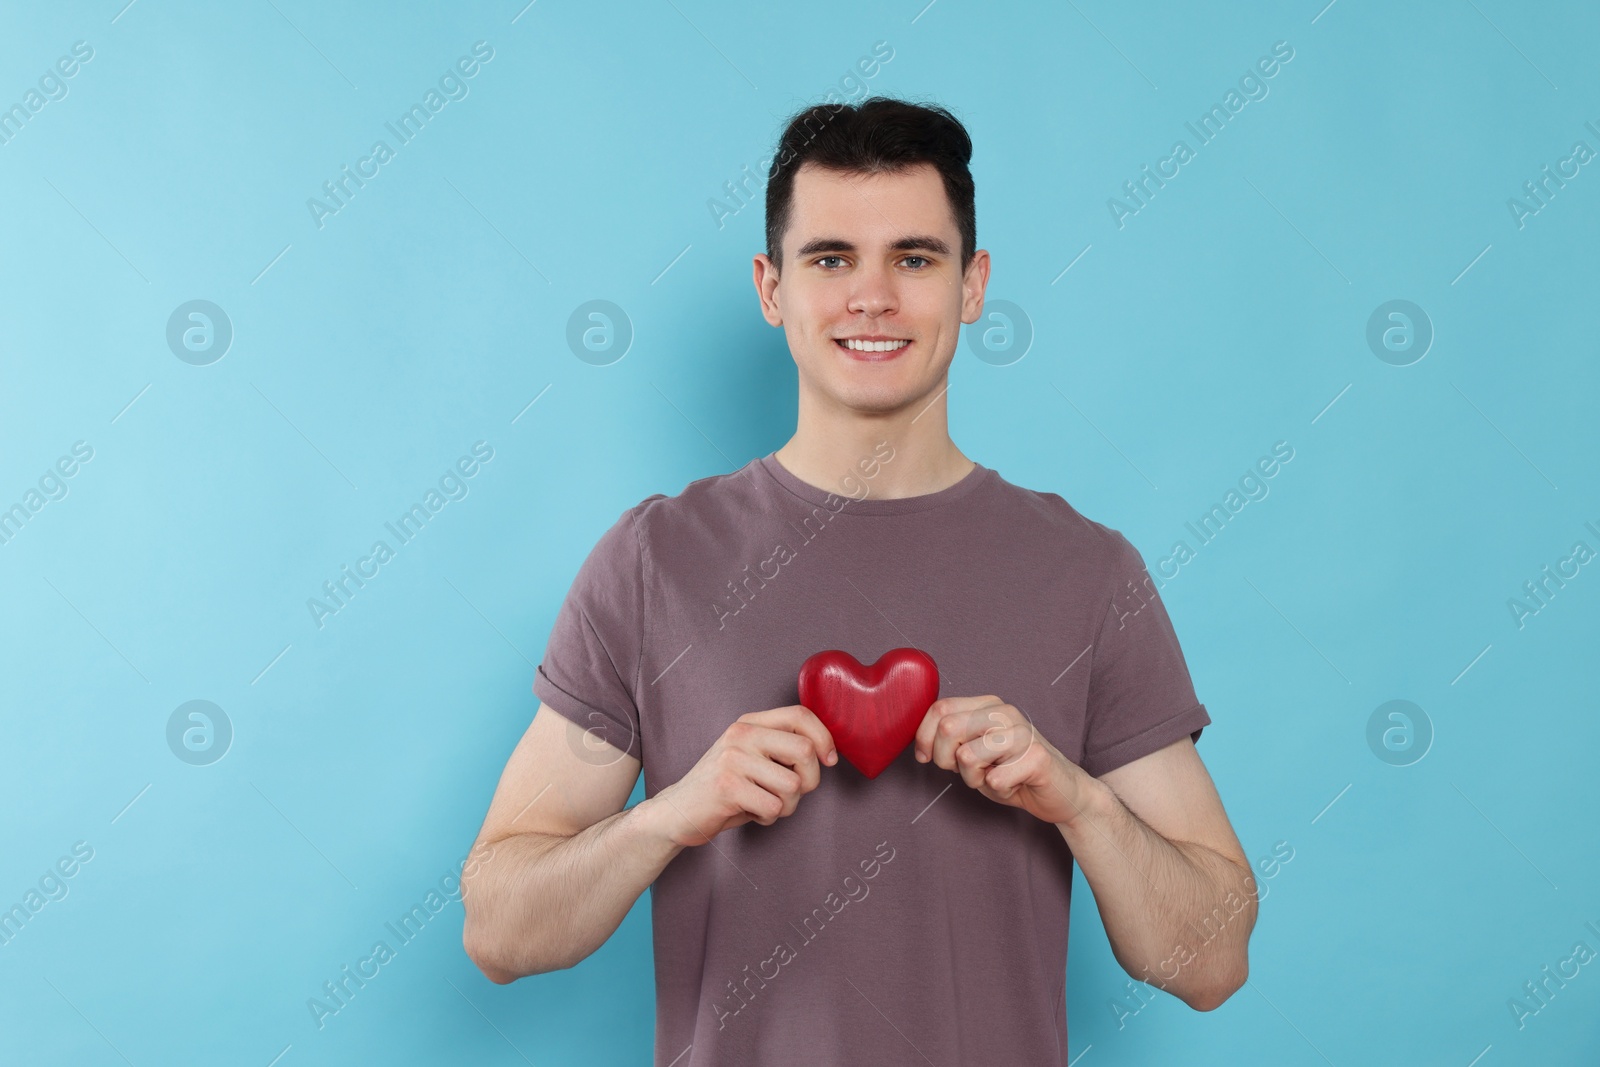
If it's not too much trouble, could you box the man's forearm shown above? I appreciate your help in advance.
[463,799,684,981]
[1058,779,1255,1009]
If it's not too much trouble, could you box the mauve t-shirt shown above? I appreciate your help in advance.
[532,449,1210,1066]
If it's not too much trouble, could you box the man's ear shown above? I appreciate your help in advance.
[753,253,783,327]
[959,249,992,325]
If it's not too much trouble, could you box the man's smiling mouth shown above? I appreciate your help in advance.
[835,337,912,353]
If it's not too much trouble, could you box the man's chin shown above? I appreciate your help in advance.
[797,360,950,418]
[826,384,936,417]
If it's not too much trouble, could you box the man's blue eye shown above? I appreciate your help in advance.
[815,254,931,268]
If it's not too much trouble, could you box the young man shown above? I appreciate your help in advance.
[463,97,1256,1064]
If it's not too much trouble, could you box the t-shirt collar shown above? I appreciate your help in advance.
[754,451,992,516]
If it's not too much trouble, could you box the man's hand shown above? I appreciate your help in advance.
[913,695,1093,828]
[646,706,838,848]
[917,696,1255,1010]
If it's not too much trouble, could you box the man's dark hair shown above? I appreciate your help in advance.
[764,97,976,274]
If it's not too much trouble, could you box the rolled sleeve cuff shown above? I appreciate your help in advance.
[533,666,642,762]
[1081,702,1210,779]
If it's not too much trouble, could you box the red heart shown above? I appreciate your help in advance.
[798,647,940,779]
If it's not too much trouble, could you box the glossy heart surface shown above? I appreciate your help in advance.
[798,647,940,779]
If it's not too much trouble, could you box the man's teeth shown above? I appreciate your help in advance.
[840,339,911,352]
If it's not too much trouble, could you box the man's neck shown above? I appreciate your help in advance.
[773,381,976,501]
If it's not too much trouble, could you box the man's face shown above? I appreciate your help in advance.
[754,162,989,416]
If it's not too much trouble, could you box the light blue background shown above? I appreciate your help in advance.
[2,0,1597,1063]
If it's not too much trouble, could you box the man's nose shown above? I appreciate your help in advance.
[846,264,898,317]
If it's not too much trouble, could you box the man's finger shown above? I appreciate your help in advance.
[954,721,1034,788]
[787,705,838,766]
[751,729,823,794]
[734,751,803,810]
[978,717,1038,769]
[731,777,786,825]
[924,705,1014,771]
[740,705,837,767]
[914,695,1004,761]
[742,724,819,773]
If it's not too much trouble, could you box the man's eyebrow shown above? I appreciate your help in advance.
[794,234,952,258]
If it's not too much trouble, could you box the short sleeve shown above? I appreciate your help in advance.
[532,505,647,762]
[1080,534,1211,778]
